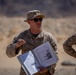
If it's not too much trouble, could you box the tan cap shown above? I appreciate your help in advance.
[24,10,45,22]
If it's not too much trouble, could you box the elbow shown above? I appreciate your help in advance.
[6,48,16,58]
[6,49,13,58]
[6,44,17,58]
[63,43,69,53]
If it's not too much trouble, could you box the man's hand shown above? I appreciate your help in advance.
[38,67,45,71]
[15,39,26,49]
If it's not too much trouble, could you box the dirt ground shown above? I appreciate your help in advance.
[0,17,76,75]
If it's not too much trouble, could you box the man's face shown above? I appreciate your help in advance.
[28,16,43,29]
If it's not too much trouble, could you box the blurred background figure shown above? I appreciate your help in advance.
[63,34,76,58]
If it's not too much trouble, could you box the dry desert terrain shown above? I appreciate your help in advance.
[0,16,76,75]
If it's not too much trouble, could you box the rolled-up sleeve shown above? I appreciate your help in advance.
[63,34,76,58]
[48,33,58,54]
[6,37,21,58]
[46,33,58,75]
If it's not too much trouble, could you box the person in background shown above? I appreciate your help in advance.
[6,10,58,75]
[63,34,76,58]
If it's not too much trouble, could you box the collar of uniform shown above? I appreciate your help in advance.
[26,29,33,37]
[37,30,44,38]
[27,29,44,38]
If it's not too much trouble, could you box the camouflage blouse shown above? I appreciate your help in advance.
[6,29,58,75]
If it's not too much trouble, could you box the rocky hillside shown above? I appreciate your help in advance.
[0,0,76,17]
[0,17,76,42]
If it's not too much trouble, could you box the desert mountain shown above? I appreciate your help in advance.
[0,0,76,17]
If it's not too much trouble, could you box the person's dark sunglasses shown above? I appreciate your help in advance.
[33,18,43,22]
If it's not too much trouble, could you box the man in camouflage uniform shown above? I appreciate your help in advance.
[63,34,76,58]
[6,10,58,75]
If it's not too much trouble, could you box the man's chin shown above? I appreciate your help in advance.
[38,25,41,28]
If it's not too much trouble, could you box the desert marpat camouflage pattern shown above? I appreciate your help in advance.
[6,29,58,75]
[63,34,76,58]
[24,10,45,22]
